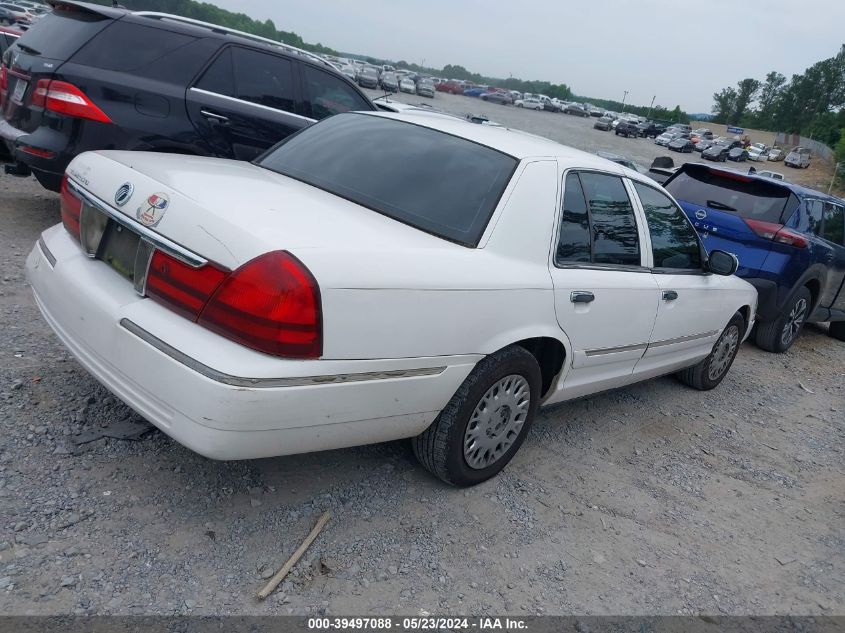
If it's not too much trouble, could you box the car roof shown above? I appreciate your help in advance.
[362,111,641,177]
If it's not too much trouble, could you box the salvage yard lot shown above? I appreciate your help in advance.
[0,113,844,616]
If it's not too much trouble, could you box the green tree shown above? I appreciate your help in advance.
[712,87,737,123]
[732,78,760,124]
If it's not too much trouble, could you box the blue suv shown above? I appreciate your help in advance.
[664,163,845,352]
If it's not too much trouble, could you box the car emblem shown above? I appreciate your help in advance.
[136,193,169,227]
[114,182,134,207]
[695,209,707,220]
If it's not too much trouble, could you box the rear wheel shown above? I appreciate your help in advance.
[827,321,845,342]
[676,313,744,390]
[412,345,541,487]
[755,286,811,353]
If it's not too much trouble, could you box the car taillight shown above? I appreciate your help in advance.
[32,79,112,124]
[0,66,7,106]
[145,250,228,321]
[60,173,81,241]
[198,251,322,359]
[744,218,808,248]
[146,250,322,359]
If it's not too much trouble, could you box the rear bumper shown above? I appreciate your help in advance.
[0,119,69,191]
[745,278,779,321]
[26,226,476,460]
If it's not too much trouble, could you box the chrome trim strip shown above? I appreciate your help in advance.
[67,180,208,268]
[119,318,447,388]
[585,342,648,357]
[37,236,56,267]
[189,88,318,123]
[648,330,720,349]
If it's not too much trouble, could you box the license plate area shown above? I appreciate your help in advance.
[11,78,28,105]
[80,202,153,293]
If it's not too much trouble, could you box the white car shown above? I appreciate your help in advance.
[785,146,811,169]
[514,97,543,110]
[755,169,785,181]
[747,147,768,162]
[27,111,757,486]
[767,148,784,161]
[399,77,416,94]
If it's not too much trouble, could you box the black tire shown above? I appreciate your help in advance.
[516,103,523,108]
[412,345,541,487]
[828,321,845,341]
[754,286,811,353]
[676,312,745,390]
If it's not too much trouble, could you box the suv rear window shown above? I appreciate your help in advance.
[258,113,517,246]
[72,21,195,71]
[13,9,110,61]
[665,166,795,223]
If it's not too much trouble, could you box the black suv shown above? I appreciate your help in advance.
[0,1,376,191]
[615,120,639,138]
[636,121,665,138]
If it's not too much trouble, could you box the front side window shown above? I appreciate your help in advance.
[555,171,641,267]
[232,47,295,112]
[634,182,702,270]
[302,65,370,120]
[823,202,844,245]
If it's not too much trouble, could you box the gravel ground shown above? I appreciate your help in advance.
[0,113,843,617]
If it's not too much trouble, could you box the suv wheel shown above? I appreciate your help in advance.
[755,287,811,353]
[828,321,845,342]
[412,345,540,487]
[676,313,744,390]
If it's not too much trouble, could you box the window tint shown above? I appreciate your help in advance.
[258,114,516,247]
[232,48,295,112]
[195,47,234,96]
[823,202,844,245]
[665,167,792,223]
[12,9,110,61]
[634,182,702,270]
[72,21,194,71]
[580,172,640,266]
[302,65,370,120]
[556,173,591,263]
[806,199,824,236]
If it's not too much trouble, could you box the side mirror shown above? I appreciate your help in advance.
[707,250,739,276]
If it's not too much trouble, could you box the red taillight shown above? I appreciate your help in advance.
[198,251,322,359]
[145,250,228,321]
[0,66,7,106]
[32,79,112,124]
[60,173,81,241]
[744,218,808,248]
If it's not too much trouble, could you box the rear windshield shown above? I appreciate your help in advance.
[257,113,517,246]
[665,167,794,223]
[14,9,110,61]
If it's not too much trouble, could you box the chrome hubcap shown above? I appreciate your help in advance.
[781,298,807,346]
[708,325,739,381]
[463,375,530,470]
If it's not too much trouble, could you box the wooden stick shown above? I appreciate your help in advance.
[257,511,331,600]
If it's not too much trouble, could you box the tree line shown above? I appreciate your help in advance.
[90,0,689,122]
[711,45,845,150]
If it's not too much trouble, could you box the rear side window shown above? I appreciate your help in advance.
[665,167,792,223]
[634,182,701,270]
[195,47,234,96]
[13,9,111,60]
[823,202,844,245]
[72,21,195,71]
[257,113,517,247]
[302,65,370,120]
[556,172,641,267]
[232,47,295,112]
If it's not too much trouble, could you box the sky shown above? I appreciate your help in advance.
[211,0,844,113]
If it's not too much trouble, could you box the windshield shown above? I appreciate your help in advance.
[665,166,794,223]
[257,114,517,246]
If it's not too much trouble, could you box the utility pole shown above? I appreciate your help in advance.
[828,162,842,195]
[621,90,629,112]
[646,95,655,121]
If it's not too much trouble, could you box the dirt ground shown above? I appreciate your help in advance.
[0,125,843,617]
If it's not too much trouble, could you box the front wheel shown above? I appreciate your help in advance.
[755,287,811,353]
[412,345,541,487]
[676,313,745,390]
[516,104,523,108]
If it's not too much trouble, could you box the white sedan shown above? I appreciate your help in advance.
[27,111,757,486]
[514,97,543,110]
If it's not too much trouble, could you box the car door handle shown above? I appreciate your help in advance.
[200,109,229,124]
[824,252,834,263]
[570,291,595,304]
[662,290,679,301]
